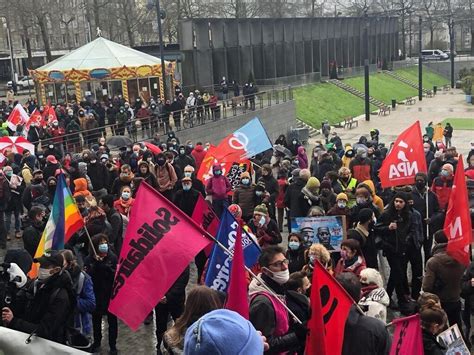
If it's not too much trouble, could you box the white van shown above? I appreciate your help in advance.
[421,49,449,61]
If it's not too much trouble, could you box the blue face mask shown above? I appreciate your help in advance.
[214,170,222,176]
[183,184,191,191]
[288,241,300,250]
[98,243,108,254]
[122,192,130,200]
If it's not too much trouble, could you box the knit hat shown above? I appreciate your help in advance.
[336,192,348,201]
[306,177,320,192]
[358,208,374,224]
[299,168,311,181]
[393,191,409,203]
[254,204,268,216]
[319,180,332,190]
[184,309,263,355]
[434,230,448,244]
[356,147,366,156]
[228,204,242,219]
[240,171,250,179]
[291,168,301,177]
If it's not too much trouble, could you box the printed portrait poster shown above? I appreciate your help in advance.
[291,216,346,251]
[437,324,470,355]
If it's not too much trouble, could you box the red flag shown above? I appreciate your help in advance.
[444,156,473,266]
[390,314,424,355]
[225,226,249,319]
[25,109,46,131]
[7,104,29,131]
[306,261,353,355]
[192,194,220,256]
[46,106,58,125]
[379,121,427,188]
[108,182,213,330]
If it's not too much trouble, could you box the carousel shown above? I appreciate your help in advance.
[29,35,176,105]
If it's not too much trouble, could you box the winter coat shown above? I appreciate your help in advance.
[297,146,308,169]
[70,268,96,336]
[422,329,447,355]
[191,145,207,171]
[375,209,413,256]
[105,207,123,254]
[9,272,73,344]
[347,225,378,269]
[350,157,372,182]
[286,290,310,355]
[174,153,196,174]
[342,306,391,355]
[22,223,44,258]
[411,187,442,236]
[87,162,109,191]
[286,246,306,273]
[422,243,465,303]
[461,261,474,311]
[248,218,282,248]
[0,176,11,211]
[334,256,366,276]
[156,163,178,192]
[358,285,390,323]
[284,178,307,218]
[84,252,117,314]
[232,184,256,219]
[73,178,92,198]
[173,188,200,217]
[43,163,60,182]
[431,176,453,211]
[206,175,231,201]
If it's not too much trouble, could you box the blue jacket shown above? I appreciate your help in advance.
[73,271,96,336]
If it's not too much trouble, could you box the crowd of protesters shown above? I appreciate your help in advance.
[0,103,473,355]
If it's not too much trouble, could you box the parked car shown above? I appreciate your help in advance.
[6,76,34,89]
[421,49,449,61]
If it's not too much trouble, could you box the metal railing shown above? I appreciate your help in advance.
[28,86,294,150]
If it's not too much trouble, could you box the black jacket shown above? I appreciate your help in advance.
[173,188,200,217]
[342,306,391,355]
[0,177,11,211]
[10,272,73,344]
[286,247,306,274]
[106,208,123,255]
[22,223,44,258]
[284,178,307,218]
[375,209,413,256]
[461,261,474,310]
[259,175,279,204]
[286,290,310,355]
[87,162,109,191]
[84,252,118,314]
[422,329,447,355]
[411,187,443,236]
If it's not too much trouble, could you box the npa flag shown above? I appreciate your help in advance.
[225,226,249,319]
[205,209,261,293]
[29,174,84,278]
[108,182,212,330]
[192,194,219,256]
[306,260,354,355]
[197,117,271,182]
[7,104,29,131]
[379,121,427,188]
[444,156,473,266]
[390,314,424,355]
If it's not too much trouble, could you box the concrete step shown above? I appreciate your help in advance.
[382,70,429,94]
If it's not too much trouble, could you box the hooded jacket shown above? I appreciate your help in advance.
[232,183,256,218]
[87,161,109,191]
[73,178,92,198]
[422,243,465,303]
[206,164,231,200]
[361,180,384,212]
[297,146,308,169]
[191,144,207,171]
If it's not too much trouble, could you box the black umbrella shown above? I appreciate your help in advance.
[107,136,133,148]
[273,144,292,157]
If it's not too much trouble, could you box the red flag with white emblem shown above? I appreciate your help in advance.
[379,121,427,188]
[6,104,29,131]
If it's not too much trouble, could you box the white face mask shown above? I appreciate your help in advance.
[38,267,52,281]
[337,201,347,208]
[270,269,290,285]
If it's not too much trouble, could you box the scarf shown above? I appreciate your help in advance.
[301,187,320,204]
[118,197,134,215]
[361,284,379,299]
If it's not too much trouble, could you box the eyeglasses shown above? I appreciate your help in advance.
[268,259,289,269]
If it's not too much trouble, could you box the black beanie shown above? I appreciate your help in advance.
[393,191,409,203]
[434,230,448,244]
[358,208,374,224]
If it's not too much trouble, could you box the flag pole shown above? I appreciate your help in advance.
[82,226,98,258]
[425,183,430,238]
[201,228,303,324]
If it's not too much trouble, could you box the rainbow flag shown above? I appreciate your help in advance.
[29,174,84,277]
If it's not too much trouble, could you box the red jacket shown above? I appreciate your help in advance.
[191,145,207,171]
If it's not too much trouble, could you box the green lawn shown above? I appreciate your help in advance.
[344,73,418,105]
[395,66,449,90]
[294,83,376,128]
[440,118,474,131]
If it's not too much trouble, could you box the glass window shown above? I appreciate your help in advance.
[66,82,76,102]
[55,83,67,104]
[149,77,159,100]
[109,81,123,98]
[127,79,138,104]
[138,78,150,104]
[80,81,94,104]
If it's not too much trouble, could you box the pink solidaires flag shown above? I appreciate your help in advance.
[225,225,249,319]
[390,314,424,355]
[108,182,213,330]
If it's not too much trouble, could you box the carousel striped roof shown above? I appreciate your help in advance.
[36,37,163,71]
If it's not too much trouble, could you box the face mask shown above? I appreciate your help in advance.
[292,140,297,145]
[415,181,426,190]
[440,170,450,178]
[90,160,97,164]
[5,171,12,178]
[98,243,108,254]
[256,191,263,196]
[340,250,348,260]
[341,176,349,182]
[157,159,165,166]
[424,148,430,153]
[183,184,191,191]
[288,241,300,250]
[356,197,367,205]
[214,170,222,176]
[147,157,153,162]
[241,178,250,185]
[337,201,347,208]
[179,149,185,155]
[37,267,52,281]
[309,255,315,265]
[270,268,290,285]
[258,216,266,226]
[184,172,192,178]
[122,192,130,200]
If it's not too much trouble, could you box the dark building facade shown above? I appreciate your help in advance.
[179,17,399,90]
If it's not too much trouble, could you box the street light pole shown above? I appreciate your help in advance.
[418,17,423,101]
[449,19,455,89]
[154,0,168,101]
[364,12,370,122]
[2,17,15,85]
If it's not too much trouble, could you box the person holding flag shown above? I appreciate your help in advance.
[249,246,306,353]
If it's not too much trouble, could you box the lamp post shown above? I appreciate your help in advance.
[449,19,455,89]
[363,12,370,122]
[148,0,167,101]
[1,17,15,87]
[418,17,423,101]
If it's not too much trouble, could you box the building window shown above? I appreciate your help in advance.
[75,33,79,45]
[62,34,67,45]
[21,35,25,49]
